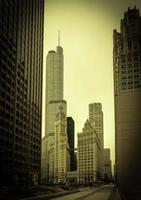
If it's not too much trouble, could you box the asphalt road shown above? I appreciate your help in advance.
[52,185,121,200]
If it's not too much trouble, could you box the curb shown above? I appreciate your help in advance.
[116,188,122,200]
[117,188,126,200]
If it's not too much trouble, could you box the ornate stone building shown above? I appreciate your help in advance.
[77,119,101,184]
[54,107,70,184]
[89,103,104,179]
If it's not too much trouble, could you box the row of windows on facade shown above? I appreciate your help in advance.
[121,80,141,85]
[54,159,66,163]
[0,121,40,135]
[0,31,17,49]
[78,144,96,148]
[116,53,141,61]
[121,70,141,74]
[1,40,42,77]
[78,145,95,148]
[81,140,101,148]
[0,137,40,151]
[55,153,66,157]
[121,50,141,57]
[14,151,40,160]
[116,83,141,91]
[0,86,14,98]
[1,64,16,78]
[0,124,14,133]
[78,136,95,140]
[0,34,16,50]
[78,138,97,142]
[1,51,16,64]
[78,162,95,165]
[78,166,95,171]
[14,133,40,144]
[78,180,95,184]
[0,84,27,102]
[78,155,94,158]
[120,39,141,50]
[121,63,141,68]
[0,115,14,127]
[1,76,15,89]
[120,57,140,63]
[79,151,95,155]
[78,149,97,156]
[78,150,95,154]
[78,169,95,172]
[14,143,40,153]
[121,87,141,90]
[120,86,141,91]
[0,126,40,141]
[121,75,141,79]
[0,97,14,109]
[120,70,141,76]
[1,163,39,173]
[10,160,40,169]
[78,171,98,174]
[78,174,96,178]
[78,154,94,157]
[17,30,42,63]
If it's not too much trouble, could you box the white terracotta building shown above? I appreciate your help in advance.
[54,106,70,184]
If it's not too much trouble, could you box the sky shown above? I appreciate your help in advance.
[42,0,141,168]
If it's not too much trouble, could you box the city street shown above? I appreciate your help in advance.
[52,185,121,200]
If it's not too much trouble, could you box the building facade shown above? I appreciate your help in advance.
[67,117,76,171]
[54,106,70,184]
[74,148,78,171]
[89,103,104,179]
[103,148,112,182]
[0,0,44,186]
[113,7,141,196]
[41,135,48,183]
[77,120,101,184]
[66,171,78,185]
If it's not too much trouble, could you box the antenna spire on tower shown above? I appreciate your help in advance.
[58,30,60,46]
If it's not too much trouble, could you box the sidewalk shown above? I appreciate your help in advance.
[20,189,80,200]
[108,186,122,200]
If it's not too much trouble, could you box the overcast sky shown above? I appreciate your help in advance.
[42,0,141,167]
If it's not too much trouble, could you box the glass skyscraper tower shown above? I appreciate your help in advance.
[0,0,44,186]
[42,39,68,183]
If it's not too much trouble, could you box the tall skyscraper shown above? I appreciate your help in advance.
[42,37,68,183]
[45,42,64,142]
[113,7,141,197]
[67,117,75,171]
[89,103,104,179]
[0,0,44,186]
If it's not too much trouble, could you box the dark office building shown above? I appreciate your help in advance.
[67,117,76,171]
[74,148,77,171]
[113,7,141,198]
[0,0,44,186]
